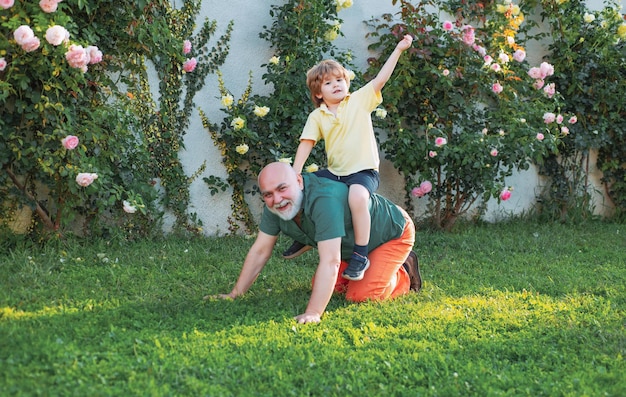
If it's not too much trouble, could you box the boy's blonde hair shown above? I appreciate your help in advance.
[306,60,351,108]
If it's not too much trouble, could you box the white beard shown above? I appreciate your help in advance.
[268,189,303,221]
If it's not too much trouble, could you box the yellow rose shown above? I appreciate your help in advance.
[374,108,387,119]
[618,24,626,39]
[269,56,280,65]
[305,164,319,173]
[236,144,249,155]
[278,157,292,164]
[347,70,356,81]
[221,94,234,107]
[253,106,270,117]
[231,117,245,130]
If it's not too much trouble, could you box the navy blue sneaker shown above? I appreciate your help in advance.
[282,241,312,259]
[342,253,370,281]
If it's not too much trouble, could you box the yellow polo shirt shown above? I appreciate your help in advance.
[300,81,382,176]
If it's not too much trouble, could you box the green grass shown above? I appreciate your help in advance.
[1,221,625,396]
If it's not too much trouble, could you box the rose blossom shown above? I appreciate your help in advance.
[442,69,450,77]
[14,25,35,46]
[231,117,245,130]
[492,82,503,94]
[533,79,545,90]
[536,133,545,141]
[61,135,79,150]
[569,116,577,124]
[21,37,41,52]
[0,0,14,9]
[498,53,510,64]
[183,39,192,55]
[183,57,197,72]
[435,137,447,147]
[556,114,564,124]
[561,126,570,135]
[221,94,234,107]
[65,44,89,71]
[490,148,498,157]
[419,181,432,194]
[513,49,526,62]
[490,63,501,73]
[483,55,493,65]
[122,200,137,214]
[85,46,102,64]
[235,144,249,155]
[76,172,98,187]
[40,0,61,13]
[305,164,319,173]
[0,58,6,71]
[253,105,270,117]
[461,25,475,45]
[543,83,556,98]
[45,25,69,46]
[543,112,556,124]
[429,151,437,158]
[500,189,512,201]
[442,21,454,31]
[411,187,425,198]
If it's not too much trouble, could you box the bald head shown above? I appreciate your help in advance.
[258,162,304,221]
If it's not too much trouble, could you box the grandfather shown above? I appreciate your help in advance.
[214,162,421,324]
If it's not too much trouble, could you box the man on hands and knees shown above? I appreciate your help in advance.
[211,162,421,324]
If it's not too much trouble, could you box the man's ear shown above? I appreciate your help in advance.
[296,173,304,189]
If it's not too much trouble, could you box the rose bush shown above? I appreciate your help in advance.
[538,0,626,221]
[366,0,575,230]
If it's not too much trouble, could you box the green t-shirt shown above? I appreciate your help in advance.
[260,173,406,260]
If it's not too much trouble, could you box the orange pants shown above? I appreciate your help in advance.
[333,207,415,302]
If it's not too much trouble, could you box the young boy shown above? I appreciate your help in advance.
[288,34,413,281]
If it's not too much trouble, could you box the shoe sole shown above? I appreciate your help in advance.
[407,251,422,292]
[341,260,370,281]
[282,245,312,259]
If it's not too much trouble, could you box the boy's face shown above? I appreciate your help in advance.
[316,72,349,106]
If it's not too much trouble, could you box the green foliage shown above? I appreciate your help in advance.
[366,0,572,230]
[538,0,626,220]
[1,222,625,395]
[204,0,361,233]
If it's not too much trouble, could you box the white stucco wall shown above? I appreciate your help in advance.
[172,0,620,235]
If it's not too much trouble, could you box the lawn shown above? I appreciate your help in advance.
[1,220,625,396]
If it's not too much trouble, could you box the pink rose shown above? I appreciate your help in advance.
[21,37,41,53]
[561,126,569,135]
[528,67,542,80]
[539,62,554,78]
[500,189,512,201]
[490,148,498,157]
[543,83,556,98]
[442,21,454,31]
[442,69,450,76]
[0,0,14,9]
[483,55,493,65]
[40,0,60,13]
[492,82,503,94]
[0,57,6,71]
[536,133,545,141]
[411,187,425,198]
[14,25,35,46]
[543,112,556,124]
[65,44,89,70]
[183,57,197,72]
[533,79,545,90]
[435,137,447,147]
[183,39,192,54]
[45,25,69,46]
[61,135,79,150]
[76,172,98,187]
[569,116,578,124]
[85,46,103,64]
[429,150,437,158]
[513,49,526,62]
[556,114,564,124]
[461,25,475,45]
[490,63,501,72]
[420,180,432,194]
